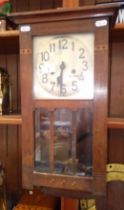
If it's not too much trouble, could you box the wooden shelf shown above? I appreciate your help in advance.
[0,30,19,37]
[0,114,22,125]
[1,115,124,127]
[107,117,124,129]
[114,24,124,30]
[112,23,124,32]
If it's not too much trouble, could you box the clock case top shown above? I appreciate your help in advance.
[11,4,118,198]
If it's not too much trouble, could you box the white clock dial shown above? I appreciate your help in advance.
[33,33,94,99]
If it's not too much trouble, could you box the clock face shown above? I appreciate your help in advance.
[33,33,94,99]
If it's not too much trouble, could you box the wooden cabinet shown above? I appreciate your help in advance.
[106,23,124,209]
[0,29,22,204]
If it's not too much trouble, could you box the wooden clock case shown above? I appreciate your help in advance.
[10,3,119,200]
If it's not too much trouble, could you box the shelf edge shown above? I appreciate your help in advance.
[107,117,124,129]
[0,30,19,37]
[0,114,22,125]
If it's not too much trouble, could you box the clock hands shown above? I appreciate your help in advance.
[57,61,66,96]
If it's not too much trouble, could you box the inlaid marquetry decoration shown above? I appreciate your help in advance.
[80,163,124,210]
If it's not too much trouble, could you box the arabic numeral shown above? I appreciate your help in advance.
[79,73,84,80]
[72,81,78,91]
[61,84,66,96]
[51,82,55,91]
[59,38,68,50]
[42,73,48,83]
[49,43,56,52]
[79,48,85,59]
[82,60,88,71]
[41,51,50,61]
[71,41,75,51]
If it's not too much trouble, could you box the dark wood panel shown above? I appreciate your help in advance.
[29,0,41,11]
[40,0,54,10]
[16,0,30,12]
[6,125,21,194]
[0,125,7,165]
[107,28,124,210]
[80,0,95,6]
[61,198,78,210]
[10,0,17,12]
[0,30,19,54]
[0,55,7,167]
[0,53,21,198]
[54,0,62,8]
[108,129,124,163]
[30,0,55,10]
[96,0,114,3]
[7,54,20,113]
[10,0,62,12]
[108,131,124,209]
[107,182,124,210]
[109,37,124,118]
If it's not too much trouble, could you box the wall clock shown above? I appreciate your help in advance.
[13,4,116,198]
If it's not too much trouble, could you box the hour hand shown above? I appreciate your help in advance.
[60,61,66,71]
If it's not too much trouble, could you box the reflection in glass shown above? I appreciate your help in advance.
[34,108,92,176]
[34,108,50,172]
[53,108,73,174]
[76,109,92,176]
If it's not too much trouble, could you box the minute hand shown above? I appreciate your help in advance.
[57,61,66,96]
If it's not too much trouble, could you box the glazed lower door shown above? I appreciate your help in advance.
[34,107,92,177]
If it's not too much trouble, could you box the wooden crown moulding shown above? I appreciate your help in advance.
[7,3,122,26]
